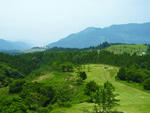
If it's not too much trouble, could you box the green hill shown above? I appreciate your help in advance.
[0,49,150,113]
[105,44,148,55]
[35,64,150,113]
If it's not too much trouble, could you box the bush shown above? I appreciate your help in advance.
[143,78,150,90]
[85,81,99,97]
[60,62,74,72]
[0,95,27,113]
[56,86,73,107]
[117,67,126,80]
[9,80,25,93]
[78,72,87,80]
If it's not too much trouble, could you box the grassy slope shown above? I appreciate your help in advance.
[33,64,150,113]
[105,44,147,55]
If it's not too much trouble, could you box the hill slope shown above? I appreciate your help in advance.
[47,22,150,48]
[105,44,148,55]
[0,39,31,50]
[36,64,150,113]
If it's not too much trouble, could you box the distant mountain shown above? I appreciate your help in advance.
[47,22,150,48]
[0,39,31,51]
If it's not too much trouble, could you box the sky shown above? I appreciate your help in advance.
[0,0,150,46]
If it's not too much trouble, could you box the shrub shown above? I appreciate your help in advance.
[9,80,25,93]
[85,81,99,97]
[143,78,150,90]
[78,72,87,80]
[117,67,126,80]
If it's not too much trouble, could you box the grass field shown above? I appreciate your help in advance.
[34,64,150,113]
[105,44,148,55]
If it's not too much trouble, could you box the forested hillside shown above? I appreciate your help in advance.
[0,45,150,113]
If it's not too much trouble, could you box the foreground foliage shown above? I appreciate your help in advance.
[85,81,120,113]
[0,43,150,112]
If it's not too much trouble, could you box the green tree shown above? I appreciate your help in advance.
[93,81,120,113]
[143,78,150,90]
[56,86,73,107]
[117,67,126,80]
[60,62,74,72]
[85,81,99,101]
[78,71,87,80]
[147,45,150,53]
[9,79,25,94]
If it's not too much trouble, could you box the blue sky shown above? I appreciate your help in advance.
[0,0,150,46]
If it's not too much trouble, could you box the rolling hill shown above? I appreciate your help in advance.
[105,44,148,55]
[47,22,150,48]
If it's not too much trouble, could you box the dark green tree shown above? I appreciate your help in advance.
[147,45,150,53]
[93,81,120,113]
[85,81,99,101]
[117,67,126,80]
[9,79,25,93]
[78,71,87,80]
[60,62,74,72]
[143,78,150,90]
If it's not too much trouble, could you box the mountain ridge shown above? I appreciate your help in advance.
[0,39,31,51]
[47,22,150,48]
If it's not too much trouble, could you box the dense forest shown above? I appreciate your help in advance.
[0,43,150,112]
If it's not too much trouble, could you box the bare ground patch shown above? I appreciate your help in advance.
[32,74,52,82]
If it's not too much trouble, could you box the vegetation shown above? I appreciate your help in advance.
[92,81,120,113]
[105,44,147,55]
[78,71,87,80]
[0,43,150,112]
[51,64,150,113]
[116,65,150,90]
[0,63,24,87]
[143,78,150,90]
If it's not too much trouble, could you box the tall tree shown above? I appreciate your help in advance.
[93,81,120,113]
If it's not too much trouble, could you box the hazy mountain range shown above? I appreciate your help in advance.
[47,22,150,48]
[0,39,31,51]
[0,22,150,51]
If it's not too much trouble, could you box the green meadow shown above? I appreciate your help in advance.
[105,44,148,55]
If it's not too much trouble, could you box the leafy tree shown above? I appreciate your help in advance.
[85,81,99,101]
[143,78,150,90]
[60,62,74,72]
[38,85,56,107]
[56,86,73,107]
[9,79,25,93]
[19,82,56,111]
[78,71,87,80]
[117,67,126,80]
[0,95,27,113]
[93,81,120,113]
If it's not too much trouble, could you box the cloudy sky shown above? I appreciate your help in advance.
[0,0,150,46]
